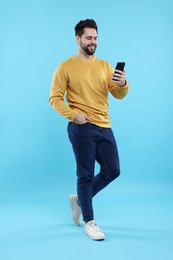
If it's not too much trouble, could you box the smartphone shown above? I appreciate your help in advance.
[115,62,125,71]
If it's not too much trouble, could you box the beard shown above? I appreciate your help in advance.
[79,41,97,56]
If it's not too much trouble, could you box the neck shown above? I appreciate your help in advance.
[75,50,93,60]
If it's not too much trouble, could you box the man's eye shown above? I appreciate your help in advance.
[86,37,97,40]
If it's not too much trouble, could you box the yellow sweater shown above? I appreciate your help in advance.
[49,56,129,127]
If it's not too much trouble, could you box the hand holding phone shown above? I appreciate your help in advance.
[112,62,126,86]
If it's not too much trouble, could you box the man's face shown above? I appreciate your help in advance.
[78,28,98,55]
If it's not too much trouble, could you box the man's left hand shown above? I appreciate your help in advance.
[112,70,126,87]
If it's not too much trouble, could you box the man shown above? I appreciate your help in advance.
[49,19,129,240]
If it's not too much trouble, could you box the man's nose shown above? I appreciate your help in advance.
[91,39,96,44]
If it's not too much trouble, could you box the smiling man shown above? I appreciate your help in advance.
[49,19,129,240]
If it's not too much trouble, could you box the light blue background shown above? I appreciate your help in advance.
[0,0,173,259]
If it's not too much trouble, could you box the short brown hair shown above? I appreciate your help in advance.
[74,19,98,37]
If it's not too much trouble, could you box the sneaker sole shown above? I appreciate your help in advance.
[69,195,81,226]
[84,230,105,240]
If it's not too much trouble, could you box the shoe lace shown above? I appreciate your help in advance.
[89,221,101,232]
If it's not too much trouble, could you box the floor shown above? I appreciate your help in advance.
[0,181,173,260]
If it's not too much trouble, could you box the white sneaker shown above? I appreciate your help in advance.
[69,194,81,226]
[84,220,105,240]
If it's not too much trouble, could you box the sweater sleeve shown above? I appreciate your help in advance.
[107,62,129,99]
[49,64,79,121]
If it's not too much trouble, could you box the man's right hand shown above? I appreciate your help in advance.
[74,113,92,124]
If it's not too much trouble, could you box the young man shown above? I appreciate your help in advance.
[49,19,129,240]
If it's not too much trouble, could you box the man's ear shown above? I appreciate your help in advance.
[76,35,80,44]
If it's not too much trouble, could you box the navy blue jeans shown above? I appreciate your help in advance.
[67,122,120,222]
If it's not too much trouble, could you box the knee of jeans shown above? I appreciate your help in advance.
[109,167,120,181]
[77,175,93,185]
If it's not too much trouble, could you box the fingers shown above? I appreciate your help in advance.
[85,116,92,122]
[74,113,92,124]
[112,70,126,87]
[112,70,125,80]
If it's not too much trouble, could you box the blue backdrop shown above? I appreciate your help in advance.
[0,0,173,259]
